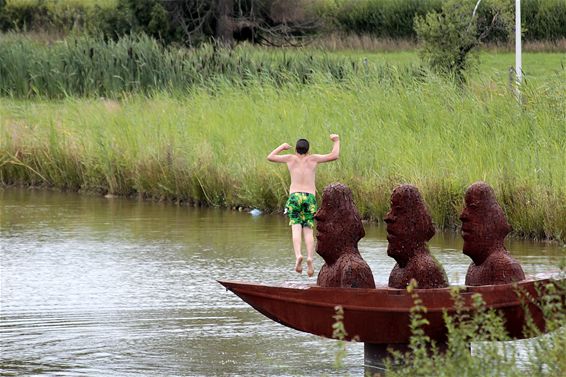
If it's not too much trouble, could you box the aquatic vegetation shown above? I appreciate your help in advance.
[383,275,566,377]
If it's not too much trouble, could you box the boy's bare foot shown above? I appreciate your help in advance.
[295,256,303,273]
[307,258,314,277]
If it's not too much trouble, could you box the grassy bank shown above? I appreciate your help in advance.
[2,69,565,240]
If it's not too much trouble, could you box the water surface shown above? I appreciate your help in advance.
[1,188,563,376]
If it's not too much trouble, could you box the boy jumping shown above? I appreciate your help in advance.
[267,134,340,277]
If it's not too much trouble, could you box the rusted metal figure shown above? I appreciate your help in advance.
[385,185,449,289]
[314,183,376,288]
[461,181,525,286]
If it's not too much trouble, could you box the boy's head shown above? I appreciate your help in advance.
[296,139,309,155]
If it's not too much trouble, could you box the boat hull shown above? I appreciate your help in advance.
[219,273,561,344]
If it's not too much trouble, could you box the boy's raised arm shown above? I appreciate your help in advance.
[312,134,340,163]
[267,143,293,163]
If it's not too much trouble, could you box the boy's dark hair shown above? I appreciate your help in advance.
[296,139,309,154]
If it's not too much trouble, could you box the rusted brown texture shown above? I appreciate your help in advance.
[315,183,376,288]
[384,185,449,289]
[219,272,560,343]
[460,181,525,286]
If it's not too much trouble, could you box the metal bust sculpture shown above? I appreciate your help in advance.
[460,182,525,286]
[384,185,449,289]
[315,183,376,288]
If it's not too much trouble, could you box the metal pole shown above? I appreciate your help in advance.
[515,0,522,84]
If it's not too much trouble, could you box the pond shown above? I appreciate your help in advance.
[1,188,563,376]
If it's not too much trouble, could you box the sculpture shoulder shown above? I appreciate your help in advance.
[490,252,525,281]
[388,263,407,289]
[338,254,376,288]
[389,258,448,289]
[466,251,525,286]
[417,256,449,288]
[485,252,524,273]
[411,254,446,273]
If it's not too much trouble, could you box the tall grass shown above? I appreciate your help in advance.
[1,34,564,99]
[0,34,426,98]
[1,67,565,240]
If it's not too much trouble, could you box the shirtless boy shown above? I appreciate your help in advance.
[267,134,340,277]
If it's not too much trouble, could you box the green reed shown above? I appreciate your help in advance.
[1,68,565,240]
[0,34,427,98]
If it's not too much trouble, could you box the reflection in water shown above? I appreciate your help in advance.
[1,188,563,376]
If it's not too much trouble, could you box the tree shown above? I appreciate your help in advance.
[119,0,323,47]
[414,0,513,83]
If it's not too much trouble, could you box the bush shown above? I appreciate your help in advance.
[0,0,131,37]
[524,0,566,41]
[2,0,566,43]
[318,0,443,39]
[414,0,513,82]
[0,0,7,29]
[316,0,566,42]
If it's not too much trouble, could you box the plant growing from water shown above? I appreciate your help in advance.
[383,271,566,376]
[332,305,348,370]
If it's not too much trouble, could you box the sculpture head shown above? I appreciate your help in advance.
[460,182,510,264]
[384,185,435,264]
[315,183,364,264]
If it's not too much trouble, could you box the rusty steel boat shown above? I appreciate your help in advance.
[219,272,563,344]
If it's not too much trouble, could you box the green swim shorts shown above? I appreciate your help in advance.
[285,192,318,228]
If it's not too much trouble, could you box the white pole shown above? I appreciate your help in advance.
[515,0,522,84]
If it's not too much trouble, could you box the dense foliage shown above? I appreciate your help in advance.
[1,0,566,44]
[414,0,514,82]
[317,0,443,39]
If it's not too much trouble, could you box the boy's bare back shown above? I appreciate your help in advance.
[286,155,319,194]
[267,134,340,195]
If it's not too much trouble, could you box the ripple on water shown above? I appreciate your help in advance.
[1,189,563,376]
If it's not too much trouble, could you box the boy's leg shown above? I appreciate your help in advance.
[303,226,315,277]
[291,224,303,273]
